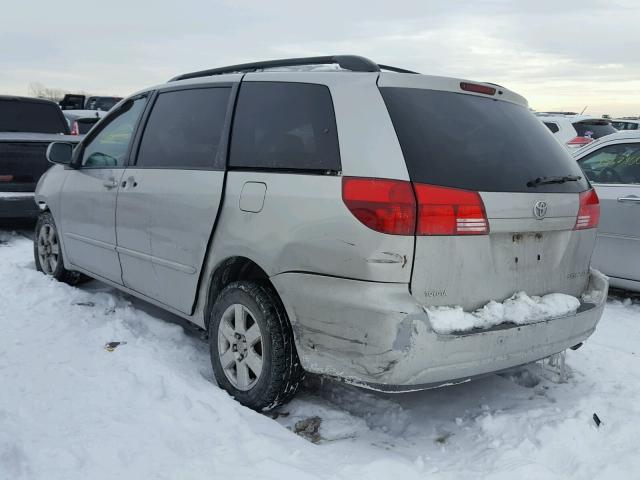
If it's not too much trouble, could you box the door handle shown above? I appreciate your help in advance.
[102,179,118,189]
[617,196,640,203]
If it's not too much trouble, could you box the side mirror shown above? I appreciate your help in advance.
[46,142,74,165]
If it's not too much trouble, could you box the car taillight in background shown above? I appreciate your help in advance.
[70,121,80,135]
[574,189,600,230]
[566,136,594,148]
[342,177,489,236]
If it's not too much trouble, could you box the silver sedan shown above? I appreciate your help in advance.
[574,131,640,291]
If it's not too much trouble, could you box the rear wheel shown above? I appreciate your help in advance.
[34,211,89,285]
[209,281,304,411]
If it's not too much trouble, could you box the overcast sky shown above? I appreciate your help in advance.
[2,0,639,116]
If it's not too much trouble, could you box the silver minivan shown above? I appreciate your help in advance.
[35,55,608,410]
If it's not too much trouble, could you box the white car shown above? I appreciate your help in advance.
[573,131,640,291]
[62,109,106,135]
[611,118,640,131]
[536,113,617,149]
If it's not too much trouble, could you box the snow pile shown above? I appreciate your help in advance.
[2,230,640,479]
[426,292,581,334]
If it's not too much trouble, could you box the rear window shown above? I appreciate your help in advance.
[86,97,122,111]
[229,82,340,172]
[611,121,639,131]
[380,87,589,193]
[572,120,617,139]
[0,99,68,134]
[76,118,99,134]
[543,122,559,133]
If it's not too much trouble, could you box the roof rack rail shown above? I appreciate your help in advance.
[169,55,418,81]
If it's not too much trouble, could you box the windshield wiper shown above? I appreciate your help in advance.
[527,175,582,188]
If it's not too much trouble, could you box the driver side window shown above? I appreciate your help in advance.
[82,97,147,168]
[579,142,640,185]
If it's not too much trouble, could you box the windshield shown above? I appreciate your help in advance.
[380,87,589,193]
[0,99,69,134]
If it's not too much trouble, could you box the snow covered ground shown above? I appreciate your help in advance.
[1,228,639,479]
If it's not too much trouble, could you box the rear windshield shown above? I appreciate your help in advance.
[611,121,639,131]
[572,120,617,139]
[0,99,68,134]
[85,97,122,111]
[380,87,589,193]
[76,118,99,134]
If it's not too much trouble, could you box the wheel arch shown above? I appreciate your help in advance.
[204,256,279,329]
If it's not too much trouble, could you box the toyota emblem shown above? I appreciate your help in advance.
[533,201,548,219]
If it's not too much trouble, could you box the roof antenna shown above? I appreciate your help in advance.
[580,105,588,115]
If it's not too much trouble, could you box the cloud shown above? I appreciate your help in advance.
[2,0,638,115]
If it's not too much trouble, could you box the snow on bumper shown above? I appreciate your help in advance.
[272,269,608,391]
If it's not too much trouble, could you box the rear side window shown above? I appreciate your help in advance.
[229,82,340,172]
[573,121,617,139]
[380,88,589,193]
[0,99,69,134]
[611,121,638,131]
[136,87,231,169]
[543,122,559,133]
[579,143,640,184]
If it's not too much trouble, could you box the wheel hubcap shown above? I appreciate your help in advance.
[37,223,59,275]
[217,304,264,391]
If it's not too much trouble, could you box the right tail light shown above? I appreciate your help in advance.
[574,189,600,230]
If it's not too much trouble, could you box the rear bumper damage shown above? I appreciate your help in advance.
[0,192,39,218]
[273,269,608,391]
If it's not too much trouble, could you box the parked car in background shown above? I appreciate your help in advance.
[610,118,640,131]
[62,110,106,135]
[59,94,123,112]
[536,113,617,149]
[0,96,79,219]
[85,96,123,111]
[574,131,640,292]
[35,55,607,411]
[59,94,86,110]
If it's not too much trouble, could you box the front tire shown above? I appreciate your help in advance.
[209,281,304,411]
[34,211,89,285]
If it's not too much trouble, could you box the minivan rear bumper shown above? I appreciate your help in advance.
[272,269,608,390]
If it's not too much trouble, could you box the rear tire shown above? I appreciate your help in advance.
[34,211,90,285]
[208,281,304,411]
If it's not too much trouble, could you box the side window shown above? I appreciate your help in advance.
[82,98,146,168]
[579,143,640,184]
[543,122,559,134]
[229,82,340,171]
[136,87,231,169]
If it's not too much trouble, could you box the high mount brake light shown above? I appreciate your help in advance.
[342,177,489,236]
[575,189,600,230]
[460,82,496,96]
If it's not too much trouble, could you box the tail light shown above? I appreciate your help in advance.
[342,177,489,236]
[342,177,416,235]
[70,121,80,135]
[566,136,593,148]
[574,189,600,230]
[414,184,489,235]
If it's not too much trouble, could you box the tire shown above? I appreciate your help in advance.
[209,281,305,411]
[33,211,90,285]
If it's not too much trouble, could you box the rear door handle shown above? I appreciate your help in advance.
[617,195,640,203]
[102,179,118,189]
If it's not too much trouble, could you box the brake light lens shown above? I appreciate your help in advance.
[460,82,496,96]
[414,184,489,235]
[70,121,80,135]
[575,189,600,230]
[566,136,593,147]
[342,177,416,235]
